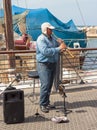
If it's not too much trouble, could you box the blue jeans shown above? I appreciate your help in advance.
[37,62,56,106]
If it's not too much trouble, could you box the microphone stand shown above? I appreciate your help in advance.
[0,73,22,95]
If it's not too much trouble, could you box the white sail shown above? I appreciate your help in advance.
[0,10,29,24]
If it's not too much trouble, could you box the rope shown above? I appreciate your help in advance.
[75,0,86,26]
[18,19,26,34]
[22,0,31,37]
[52,32,87,44]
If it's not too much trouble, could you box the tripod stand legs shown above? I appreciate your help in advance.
[63,93,72,117]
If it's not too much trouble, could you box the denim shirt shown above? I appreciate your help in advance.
[36,34,60,63]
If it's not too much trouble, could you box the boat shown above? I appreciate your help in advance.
[10,5,87,69]
[11,5,87,49]
[0,5,87,48]
[0,4,87,70]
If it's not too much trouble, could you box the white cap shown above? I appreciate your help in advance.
[41,22,55,34]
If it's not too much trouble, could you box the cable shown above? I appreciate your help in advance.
[62,51,85,84]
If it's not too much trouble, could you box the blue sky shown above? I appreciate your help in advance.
[1,0,97,26]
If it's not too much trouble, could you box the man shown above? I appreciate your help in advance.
[36,22,66,113]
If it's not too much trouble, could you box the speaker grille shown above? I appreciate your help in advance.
[3,89,24,124]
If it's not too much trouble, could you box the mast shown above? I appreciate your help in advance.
[3,0,14,50]
[3,0,15,68]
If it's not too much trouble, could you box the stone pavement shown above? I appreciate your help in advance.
[0,84,97,130]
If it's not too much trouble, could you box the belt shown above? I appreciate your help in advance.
[39,62,56,65]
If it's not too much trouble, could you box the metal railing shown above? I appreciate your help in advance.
[60,48,97,86]
[0,48,97,88]
[0,50,36,86]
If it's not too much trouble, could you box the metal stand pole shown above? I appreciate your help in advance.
[62,86,72,116]
[0,73,22,95]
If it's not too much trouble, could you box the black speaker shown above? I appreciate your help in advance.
[3,89,24,124]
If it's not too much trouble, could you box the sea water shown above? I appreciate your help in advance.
[82,38,97,70]
[87,38,97,48]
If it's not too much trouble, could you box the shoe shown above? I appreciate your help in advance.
[47,103,55,109]
[40,106,49,113]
